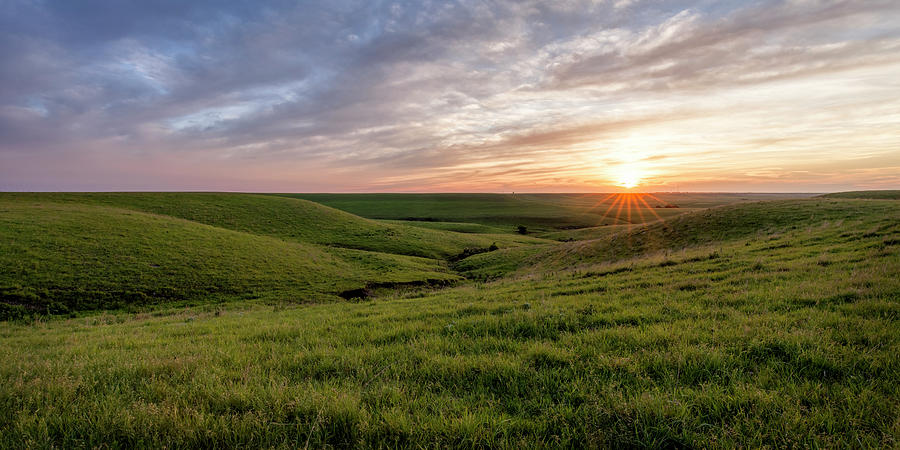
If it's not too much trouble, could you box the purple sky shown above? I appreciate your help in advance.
[2,0,899,192]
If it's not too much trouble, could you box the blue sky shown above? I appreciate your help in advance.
[2,0,899,192]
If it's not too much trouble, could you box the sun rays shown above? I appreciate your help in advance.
[588,191,668,227]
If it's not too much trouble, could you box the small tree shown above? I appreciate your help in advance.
[516,225,527,235]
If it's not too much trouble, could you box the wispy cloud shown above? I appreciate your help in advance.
[1,0,899,191]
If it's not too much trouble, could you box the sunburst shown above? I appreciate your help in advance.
[616,168,643,189]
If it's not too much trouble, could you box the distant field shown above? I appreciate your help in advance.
[821,190,900,199]
[540,224,632,242]
[1,192,898,447]
[280,193,812,234]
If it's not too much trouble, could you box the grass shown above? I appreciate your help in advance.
[0,201,456,318]
[280,193,811,233]
[0,193,552,317]
[0,193,542,259]
[1,192,898,447]
[821,190,900,200]
[456,198,900,278]
[378,219,510,235]
[540,224,632,242]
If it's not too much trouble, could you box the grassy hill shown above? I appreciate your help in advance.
[379,219,509,234]
[0,192,898,447]
[281,192,809,233]
[456,198,900,279]
[0,193,542,259]
[821,190,900,199]
[540,224,632,241]
[0,201,458,319]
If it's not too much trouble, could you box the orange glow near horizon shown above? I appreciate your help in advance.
[614,166,644,190]
[618,175,640,189]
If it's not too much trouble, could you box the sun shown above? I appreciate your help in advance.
[617,169,642,189]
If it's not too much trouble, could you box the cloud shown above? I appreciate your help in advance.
[1,0,899,191]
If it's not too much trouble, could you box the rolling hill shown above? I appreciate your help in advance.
[456,198,900,278]
[280,192,810,233]
[0,193,897,447]
[820,190,900,200]
[0,192,557,317]
[0,193,544,260]
[0,200,458,319]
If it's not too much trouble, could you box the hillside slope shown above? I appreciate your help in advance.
[0,193,542,259]
[1,195,897,447]
[0,201,457,318]
[457,198,900,278]
[281,192,810,231]
[821,190,900,200]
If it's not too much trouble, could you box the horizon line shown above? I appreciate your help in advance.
[0,190,863,195]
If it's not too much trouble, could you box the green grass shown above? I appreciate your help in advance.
[0,201,456,318]
[456,198,900,278]
[0,193,539,259]
[540,224,632,241]
[821,190,900,199]
[0,193,553,317]
[0,192,898,447]
[378,219,510,234]
[281,193,811,233]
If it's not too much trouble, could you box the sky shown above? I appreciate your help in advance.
[1,0,899,192]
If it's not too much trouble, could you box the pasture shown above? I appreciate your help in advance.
[0,192,898,448]
[281,192,811,235]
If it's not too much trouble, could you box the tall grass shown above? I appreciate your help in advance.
[1,196,897,447]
